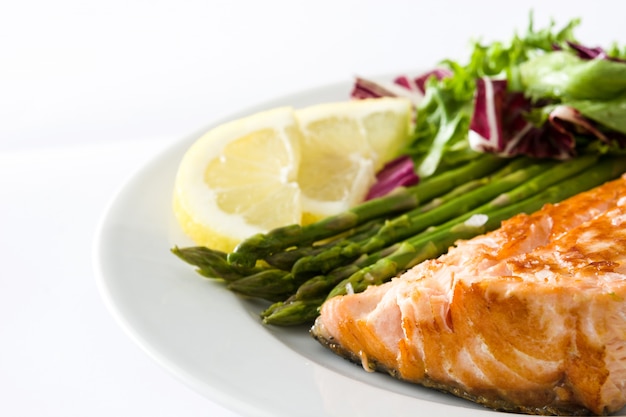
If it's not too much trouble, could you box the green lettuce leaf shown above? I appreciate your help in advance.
[518,52,626,101]
[568,94,626,134]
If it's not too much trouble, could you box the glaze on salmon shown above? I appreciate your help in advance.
[311,175,626,416]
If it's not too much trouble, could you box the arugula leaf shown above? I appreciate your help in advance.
[464,14,580,79]
[402,65,475,177]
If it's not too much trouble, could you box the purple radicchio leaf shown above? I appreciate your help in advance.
[469,77,577,159]
[394,75,424,95]
[351,77,402,100]
[498,115,576,160]
[549,105,609,142]
[365,155,419,200]
[351,76,423,106]
[468,76,626,159]
[468,77,509,154]
[409,68,454,94]
[559,41,626,63]
[351,69,452,105]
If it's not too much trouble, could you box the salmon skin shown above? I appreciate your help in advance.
[311,174,626,416]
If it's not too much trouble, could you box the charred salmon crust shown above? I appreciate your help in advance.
[310,328,592,416]
[311,174,626,416]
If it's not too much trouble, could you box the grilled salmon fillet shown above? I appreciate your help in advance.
[311,174,626,416]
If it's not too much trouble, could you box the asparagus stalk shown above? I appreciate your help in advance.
[261,298,325,326]
[172,157,552,282]
[328,155,625,298]
[230,240,405,303]
[271,174,494,272]
[255,160,533,312]
[415,156,530,213]
[263,155,624,325]
[173,158,516,285]
[171,246,268,282]
[263,217,386,270]
[434,154,599,228]
[226,269,297,302]
[411,153,507,200]
[227,154,507,268]
[249,155,597,316]
[227,188,418,269]
[289,159,553,278]
[183,165,502,284]
[366,154,602,248]
[261,244,402,325]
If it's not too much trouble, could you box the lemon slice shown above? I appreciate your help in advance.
[173,107,303,252]
[296,97,412,219]
[173,97,412,252]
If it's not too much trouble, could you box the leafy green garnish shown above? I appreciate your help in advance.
[405,14,581,176]
[404,14,626,177]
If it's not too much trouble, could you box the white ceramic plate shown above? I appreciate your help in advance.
[93,79,591,417]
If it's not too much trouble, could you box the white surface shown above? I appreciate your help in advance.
[1,1,624,416]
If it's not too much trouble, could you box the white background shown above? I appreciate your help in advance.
[1,1,623,416]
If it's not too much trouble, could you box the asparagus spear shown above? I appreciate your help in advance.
[415,156,531,212]
[328,155,625,298]
[227,154,507,268]
[171,246,268,282]
[174,163,502,283]
[226,188,418,269]
[270,173,495,272]
[261,298,325,326]
[244,155,597,314]
[290,159,552,278]
[237,160,530,305]
[263,217,386,270]
[411,153,507,200]
[365,154,603,249]
[263,155,625,325]
[173,156,592,284]
[229,239,404,302]
[261,244,402,324]
[226,269,297,302]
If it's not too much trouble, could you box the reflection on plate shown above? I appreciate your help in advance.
[93,79,594,417]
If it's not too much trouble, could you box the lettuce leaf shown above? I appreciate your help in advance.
[516,51,626,101]
[568,94,626,134]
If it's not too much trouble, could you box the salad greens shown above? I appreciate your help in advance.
[354,15,626,177]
